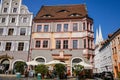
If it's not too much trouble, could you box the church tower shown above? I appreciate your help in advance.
[95,25,103,45]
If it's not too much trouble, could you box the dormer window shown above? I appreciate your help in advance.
[57,9,69,13]
[41,14,53,18]
[70,13,81,17]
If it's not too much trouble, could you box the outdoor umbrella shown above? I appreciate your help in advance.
[26,60,40,66]
[45,60,66,66]
[76,61,93,69]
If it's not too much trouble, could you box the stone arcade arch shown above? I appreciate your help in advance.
[12,60,25,74]
[1,59,10,72]
[71,57,84,76]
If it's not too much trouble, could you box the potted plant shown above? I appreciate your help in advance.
[73,65,84,80]
[14,61,26,74]
[35,64,48,79]
[54,63,66,79]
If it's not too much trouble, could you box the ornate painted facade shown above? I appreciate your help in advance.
[0,0,32,73]
[30,4,94,75]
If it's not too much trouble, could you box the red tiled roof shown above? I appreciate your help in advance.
[34,4,88,20]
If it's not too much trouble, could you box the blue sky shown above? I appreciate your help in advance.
[22,0,120,40]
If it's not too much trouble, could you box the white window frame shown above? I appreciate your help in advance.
[0,28,4,35]
[20,28,26,35]
[1,17,6,23]
[13,7,17,13]
[3,7,8,13]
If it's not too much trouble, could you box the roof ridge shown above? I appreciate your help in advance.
[42,4,85,7]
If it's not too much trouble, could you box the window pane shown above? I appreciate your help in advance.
[13,8,17,13]
[63,40,68,49]
[8,28,14,35]
[2,18,5,23]
[0,28,3,35]
[56,40,61,49]
[36,41,41,48]
[43,40,48,48]
[37,25,42,32]
[18,42,24,51]
[73,40,78,49]
[3,8,7,13]
[5,42,11,51]
[23,17,27,23]
[64,24,68,32]
[84,39,86,48]
[20,28,26,35]
[44,25,49,32]
[73,23,78,31]
[83,23,86,30]
[11,18,15,23]
[57,24,61,32]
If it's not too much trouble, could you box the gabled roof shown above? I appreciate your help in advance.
[34,4,88,20]
[109,28,120,40]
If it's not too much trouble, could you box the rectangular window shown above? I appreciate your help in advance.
[84,39,86,48]
[56,40,61,49]
[13,8,17,13]
[87,22,89,30]
[63,40,68,49]
[91,40,93,48]
[43,40,48,48]
[73,40,78,49]
[0,28,3,35]
[20,28,26,35]
[88,39,90,48]
[11,18,15,23]
[37,25,42,32]
[8,28,14,35]
[118,37,120,44]
[73,23,78,31]
[56,24,61,32]
[18,42,24,51]
[64,24,68,32]
[23,17,27,23]
[3,8,7,13]
[83,22,86,30]
[44,25,49,32]
[1,18,5,23]
[90,24,92,31]
[5,42,11,51]
[35,41,41,48]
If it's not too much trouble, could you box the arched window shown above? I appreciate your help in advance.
[36,58,45,64]
[72,58,82,67]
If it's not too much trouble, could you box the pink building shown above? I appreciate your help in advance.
[30,4,94,75]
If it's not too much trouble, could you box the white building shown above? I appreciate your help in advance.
[0,0,32,73]
[94,25,113,73]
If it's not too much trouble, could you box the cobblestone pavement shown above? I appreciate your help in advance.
[0,74,95,80]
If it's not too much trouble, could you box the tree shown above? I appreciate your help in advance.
[14,61,26,74]
[54,63,66,79]
[35,64,48,79]
[73,64,84,79]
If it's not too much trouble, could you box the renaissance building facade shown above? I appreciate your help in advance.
[30,4,94,75]
[0,0,32,73]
